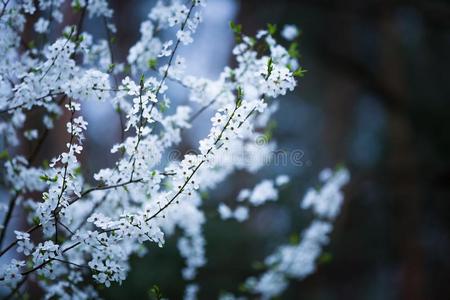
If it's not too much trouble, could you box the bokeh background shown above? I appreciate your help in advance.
[4,0,450,299]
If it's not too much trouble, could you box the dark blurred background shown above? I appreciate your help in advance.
[15,0,450,299]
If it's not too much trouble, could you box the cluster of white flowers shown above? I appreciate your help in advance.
[217,175,290,223]
[242,168,350,299]
[301,168,350,219]
[0,0,348,299]
[184,283,200,300]
[4,156,47,192]
[15,231,34,256]
[218,204,249,222]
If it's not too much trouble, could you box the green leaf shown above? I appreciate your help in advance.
[33,216,41,226]
[229,21,242,34]
[235,86,244,107]
[148,284,163,300]
[266,57,273,79]
[228,70,236,82]
[73,166,82,176]
[0,149,9,160]
[72,0,82,13]
[288,42,299,59]
[335,163,346,171]
[147,58,157,70]
[263,120,277,141]
[40,175,58,182]
[293,67,308,78]
[289,233,300,245]
[27,40,36,49]
[140,74,145,88]
[238,283,249,293]
[318,252,333,264]
[163,181,172,190]
[200,191,209,200]
[123,64,132,75]
[229,21,242,42]
[39,175,49,182]
[159,101,167,113]
[42,160,50,169]
[251,261,265,270]
[107,63,116,73]
[267,23,277,35]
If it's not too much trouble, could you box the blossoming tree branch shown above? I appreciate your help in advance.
[0,0,349,299]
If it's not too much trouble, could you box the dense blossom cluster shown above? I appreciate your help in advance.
[0,0,348,299]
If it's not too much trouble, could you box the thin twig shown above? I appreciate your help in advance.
[0,0,10,19]
[0,194,18,249]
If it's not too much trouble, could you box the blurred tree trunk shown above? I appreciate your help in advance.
[378,8,425,300]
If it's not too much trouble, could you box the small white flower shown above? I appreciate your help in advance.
[159,40,173,57]
[177,30,193,45]
[218,203,232,219]
[34,18,50,33]
[249,180,278,206]
[234,206,249,222]
[281,25,299,41]
[24,129,38,141]
[275,175,290,186]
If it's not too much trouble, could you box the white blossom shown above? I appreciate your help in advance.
[249,179,278,206]
[244,169,349,299]
[24,129,39,140]
[301,168,350,219]
[281,24,299,41]
[275,174,290,186]
[218,204,249,222]
[184,284,199,300]
[34,18,50,33]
